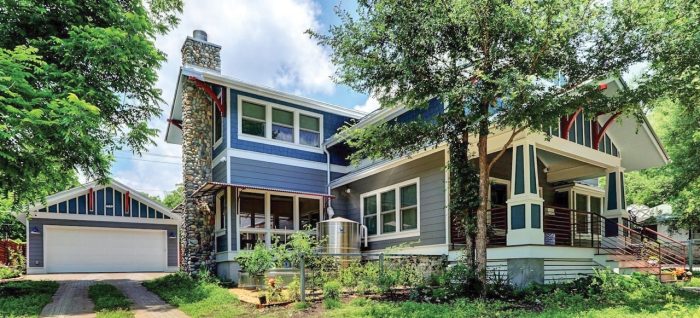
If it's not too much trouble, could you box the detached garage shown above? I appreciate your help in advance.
[17,181,180,274]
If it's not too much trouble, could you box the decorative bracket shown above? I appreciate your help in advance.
[167,118,183,130]
[188,76,226,116]
[592,111,621,150]
[561,107,583,140]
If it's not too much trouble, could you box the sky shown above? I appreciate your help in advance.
[109,0,376,198]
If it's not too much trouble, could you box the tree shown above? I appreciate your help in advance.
[313,0,697,284]
[0,0,183,209]
[162,185,184,209]
[625,99,700,232]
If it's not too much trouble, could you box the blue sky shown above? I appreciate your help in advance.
[109,0,374,198]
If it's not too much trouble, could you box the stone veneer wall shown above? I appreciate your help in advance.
[180,32,220,273]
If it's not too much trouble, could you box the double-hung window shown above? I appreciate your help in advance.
[272,108,294,142]
[361,178,420,240]
[241,101,266,137]
[238,97,323,149]
[299,114,320,147]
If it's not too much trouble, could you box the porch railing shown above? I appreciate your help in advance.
[450,205,688,270]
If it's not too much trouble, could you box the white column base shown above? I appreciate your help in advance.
[507,228,545,246]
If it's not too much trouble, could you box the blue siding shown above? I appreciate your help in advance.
[230,157,327,194]
[78,196,87,214]
[131,200,139,217]
[229,88,355,165]
[58,201,67,214]
[114,190,123,216]
[68,198,77,214]
[529,145,537,194]
[106,187,114,216]
[394,98,444,124]
[96,189,104,215]
[213,161,227,183]
[531,204,541,228]
[140,203,147,218]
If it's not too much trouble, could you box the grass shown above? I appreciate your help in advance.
[87,283,134,318]
[143,273,249,318]
[0,280,59,317]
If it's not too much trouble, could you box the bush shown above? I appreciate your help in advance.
[0,266,20,279]
[323,298,341,309]
[283,275,301,302]
[323,280,341,301]
[235,243,274,275]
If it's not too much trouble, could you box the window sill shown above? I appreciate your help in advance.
[237,134,324,154]
[367,229,420,242]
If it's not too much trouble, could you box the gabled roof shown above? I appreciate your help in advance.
[21,180,179,221]
[165,66,367,144]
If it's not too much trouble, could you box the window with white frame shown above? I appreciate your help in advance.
[299,114,320,147]
[241,101,266,137]
[238,191,324,250]
[238,97,323,149]
[361,179,420,239]
[574,192,604,235]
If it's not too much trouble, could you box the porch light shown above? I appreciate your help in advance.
[30,226,41,235]
[168,231,177,239]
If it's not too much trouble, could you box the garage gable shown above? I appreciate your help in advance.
[22,180,179,224]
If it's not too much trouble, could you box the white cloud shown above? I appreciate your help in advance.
[354,95,381,113]
[112,0,337,197]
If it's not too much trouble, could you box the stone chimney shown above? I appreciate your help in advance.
[181,30,221,72]
[180,30,220,274]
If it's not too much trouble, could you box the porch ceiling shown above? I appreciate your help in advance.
[538,150,606,183]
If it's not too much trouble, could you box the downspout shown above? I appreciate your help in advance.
[323,144,334,219]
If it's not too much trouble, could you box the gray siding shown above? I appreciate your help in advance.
[332,151,446,250]
[28,219,178,268]
[230,157,327,194]
[213,161,227,183]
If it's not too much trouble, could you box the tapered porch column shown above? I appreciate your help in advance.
[603,167,629,237]
[506,141,545,246]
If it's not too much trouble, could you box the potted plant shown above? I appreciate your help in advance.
[236,243,274,290]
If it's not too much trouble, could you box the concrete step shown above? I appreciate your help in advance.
[604,254,639,262]
[619,266,660,275]
[617,260,655,268]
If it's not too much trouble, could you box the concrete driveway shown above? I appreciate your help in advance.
[26,272,188,318]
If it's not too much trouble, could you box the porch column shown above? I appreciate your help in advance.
[506,141,545,246]
[603,167,629,237]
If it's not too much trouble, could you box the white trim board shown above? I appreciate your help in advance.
[27,212,180,225]
[227,148,353,174]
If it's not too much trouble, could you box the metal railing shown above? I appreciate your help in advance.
[450,205,688,271]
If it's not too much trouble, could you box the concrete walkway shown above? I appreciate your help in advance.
[26,273,188,318]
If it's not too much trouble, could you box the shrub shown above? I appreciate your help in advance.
[323,280,341,301]
[293,301,310,310]
[323,298,341,309]
[235,243,274,275]
[282,275,301,302]
[0,266,20,279]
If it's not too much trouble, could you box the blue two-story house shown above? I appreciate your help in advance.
[167,30,678,286]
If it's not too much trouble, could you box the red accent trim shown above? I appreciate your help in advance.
[167,119,183,130]
[188,77,226,116]
[125,191,130,213]
[88,188,94,212]
[561,107,583,140]
[593,112,621,149]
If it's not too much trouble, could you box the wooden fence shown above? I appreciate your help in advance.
[0,240,25,266]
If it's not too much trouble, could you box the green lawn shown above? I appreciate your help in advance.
[0,281,59,318]
[143,273,700,318]
[143,273,249,318]
[88,283,134,318]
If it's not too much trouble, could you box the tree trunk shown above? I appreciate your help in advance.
[475,125,490,285]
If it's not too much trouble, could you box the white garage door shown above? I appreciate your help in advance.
[45,226,166,273]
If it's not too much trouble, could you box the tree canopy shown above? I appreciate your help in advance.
[0,0,183,208]
[313,0,700,282]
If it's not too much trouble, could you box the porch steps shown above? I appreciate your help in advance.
[593,254,661,275]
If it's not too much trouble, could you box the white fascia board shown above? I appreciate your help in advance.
[228,149,353,174]
[27,212,180,225]
[330,146,447,188]
[165,69,185,145]
[182,67,366,119]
